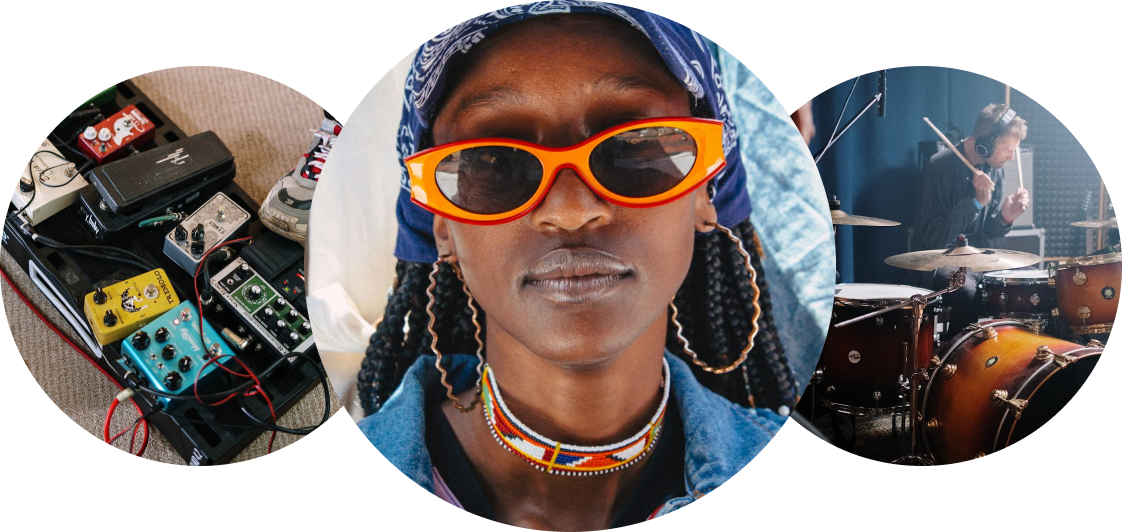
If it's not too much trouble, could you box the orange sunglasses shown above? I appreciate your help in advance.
[404,117,726,225]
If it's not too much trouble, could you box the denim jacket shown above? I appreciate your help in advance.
[357,352,786,518]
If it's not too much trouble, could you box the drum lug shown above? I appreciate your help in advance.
[1034,345,1055,363]
[1073,269,1088,286]
[825,385,836,395]
[1048,277,1056,288]
[813,368,825,384]
[975,452,986,459]
[982,326,998,340]
[924,418,940,434]
[1088,339,1105,348]
[939,363,957,379]
[1051,308,1060,317]
[990,389,1027,419]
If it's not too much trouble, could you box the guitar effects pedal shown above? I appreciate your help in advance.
[83,268,180,345]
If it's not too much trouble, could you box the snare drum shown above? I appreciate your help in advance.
[815,284,936,414]
[978,269,1055,318]
[922,321,1101,464]
[1053,252,1122,335]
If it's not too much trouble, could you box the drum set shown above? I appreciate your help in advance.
[811,205,1112,465]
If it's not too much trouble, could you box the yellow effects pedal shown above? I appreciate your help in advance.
[83,269,180,345]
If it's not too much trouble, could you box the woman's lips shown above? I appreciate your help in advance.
[523,248,634,303]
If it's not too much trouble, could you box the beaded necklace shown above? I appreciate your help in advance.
[480,359,671,476]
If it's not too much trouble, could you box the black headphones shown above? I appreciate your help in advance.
[974,108,1017,158]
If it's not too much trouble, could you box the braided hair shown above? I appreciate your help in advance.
[357,219,798,416]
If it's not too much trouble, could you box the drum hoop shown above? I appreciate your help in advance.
[979,275,1051,286]
[1068,323,1113,335]
[834,284,934,309]
[1056,252,1122,269]
[921,319,1029,462]
[996,347,1103,451]
[815,396,908,416]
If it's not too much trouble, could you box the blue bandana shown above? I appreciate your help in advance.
[394,1,751,263]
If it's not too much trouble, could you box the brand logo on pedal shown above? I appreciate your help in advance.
[81,208,102,235]
[1103,286,1115,300]
[156,148,190,166]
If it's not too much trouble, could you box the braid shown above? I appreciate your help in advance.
[669,219,798,412]
[357,260,484,416]
[360,219,797,416]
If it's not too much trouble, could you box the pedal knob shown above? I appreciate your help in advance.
[190,240,205,257]
[97,128,112,142]
[154,327,170,343]
[102,310,117,327]
[286,308,300,322]
[131,331,150,350]
[162,344,176,360]
[174,224,188,242]
[300,321,312,334]
[93,287,108,305]
[239,263,251,274]
[178,357,193,372]
[164,372,182,390]
[18,177,33,193]
[274,319,287,332]
[247,285,264,301]
[191,223,206,241]
[273,297,286,310]
[285,331,300,348]
[83,127,97,141]
[262,306,275,318]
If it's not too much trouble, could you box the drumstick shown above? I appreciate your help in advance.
[922,117,979,175]
[1015,148,1024,191]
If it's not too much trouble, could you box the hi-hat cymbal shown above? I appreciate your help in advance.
[1072,218,1118,229]
[885,245,1042,272]
[831,209,900,227]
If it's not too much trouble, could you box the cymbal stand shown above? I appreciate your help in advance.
[833,267,967,465]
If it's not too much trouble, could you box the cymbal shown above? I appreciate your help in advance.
[1072,218,1118,229]
[831,209,900,227]
[885,245,1042,272]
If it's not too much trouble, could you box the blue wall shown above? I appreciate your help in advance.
[811,67,1008,284]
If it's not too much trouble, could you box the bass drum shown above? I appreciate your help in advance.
[921,320,1101,464]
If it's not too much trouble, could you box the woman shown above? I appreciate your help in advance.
[358,4,801,529]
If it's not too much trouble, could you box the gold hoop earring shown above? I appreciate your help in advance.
[426,255,485,413]
[670,221,762,375]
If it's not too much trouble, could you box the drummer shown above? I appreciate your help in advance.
[913,104,1031,335]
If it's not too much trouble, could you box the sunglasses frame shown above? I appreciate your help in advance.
[404,117,727,225]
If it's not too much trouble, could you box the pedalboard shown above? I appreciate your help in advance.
[119,301,234,406]
[11,139,88,225]
[87,131,234,215]
[163,192,250,274]
[211,257,314,358]
[83,268,180,345]
[77,104,155,164]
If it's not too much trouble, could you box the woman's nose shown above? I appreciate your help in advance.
[529,167,613,232]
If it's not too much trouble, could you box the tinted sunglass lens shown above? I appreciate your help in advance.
[588,127,698,198]
[435,146,543,215]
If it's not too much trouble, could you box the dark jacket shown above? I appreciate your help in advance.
[913,143,1013,251]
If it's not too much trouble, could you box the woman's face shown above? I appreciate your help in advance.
[431,15,715,365]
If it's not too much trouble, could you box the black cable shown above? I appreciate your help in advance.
[127,352,296,401]
[31,233,157,272]
[49,132,93,166]
[235,352,332,435]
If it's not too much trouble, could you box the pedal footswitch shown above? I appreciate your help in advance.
[163,192,250,274]
[119,301,235,406]
[82,268,180,345]
[11,139,89,225]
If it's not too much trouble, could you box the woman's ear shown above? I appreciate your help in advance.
[694,184,718,233]
[432,215,458,262]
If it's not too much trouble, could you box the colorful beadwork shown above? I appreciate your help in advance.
[481,359,671,476]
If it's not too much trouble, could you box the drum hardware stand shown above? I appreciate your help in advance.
[813,71,885,164]
[834,267,968,466]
